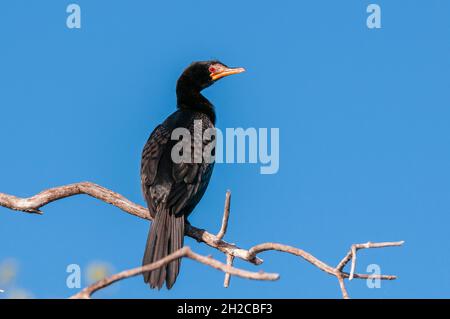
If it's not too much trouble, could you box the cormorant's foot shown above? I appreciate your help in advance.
[184,220,204,242]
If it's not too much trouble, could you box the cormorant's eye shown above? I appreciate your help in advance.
[209,66,217,73]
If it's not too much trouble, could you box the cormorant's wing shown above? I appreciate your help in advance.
[168,160,214,216]
[141,117,215,218]
[168,119,215,217]
[141,124,172,217]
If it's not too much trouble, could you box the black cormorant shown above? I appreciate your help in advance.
[141,60,245,289]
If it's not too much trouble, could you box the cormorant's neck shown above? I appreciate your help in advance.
[176,81,216,125]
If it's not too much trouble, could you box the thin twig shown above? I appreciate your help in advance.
[336,273,349,299]
[249,243,336,276]
[216,191,231,241]
[248,241,405,299]
[336,241,405,281]
[350,245,357,280]
[70,247,278,299]
[223,254,234,288]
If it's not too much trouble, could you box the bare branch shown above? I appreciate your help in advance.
[248,241,405,298]
[336,241,405,280]
[0,182,262,265]
[223,254,234,288]
[216,191,231,241]
[1,182,405,298]
[336,274,349,299]
[349,245,357,280]
[249,243,336,276]
[70,246,278,299]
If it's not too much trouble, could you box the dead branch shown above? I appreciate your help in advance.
[70,246,278,299]
[216,190,231,241]
[336,241,405,280]
[336,274,349,299]
[0,182,262,265]
[247,241,404,298]
[0,182,405,298]
[223,254,234,288]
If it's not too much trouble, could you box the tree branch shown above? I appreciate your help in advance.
[336,274,349,299]
[0,182,262,265]
[0,182,405,298]
[248,241,404,298]
[223,254,234,288]
[70,246,278,299]
[336,241,405,280]
[216,190,231,241]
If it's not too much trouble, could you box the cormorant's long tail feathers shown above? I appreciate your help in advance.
[142,207,185,289]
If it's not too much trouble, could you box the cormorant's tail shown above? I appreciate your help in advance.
[142,207,185,289]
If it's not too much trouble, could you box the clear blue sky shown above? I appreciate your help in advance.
[1,0,449,298]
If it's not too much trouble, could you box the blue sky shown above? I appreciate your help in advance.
[1,0,450,298]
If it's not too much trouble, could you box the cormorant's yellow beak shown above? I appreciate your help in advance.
[210,66,246,81]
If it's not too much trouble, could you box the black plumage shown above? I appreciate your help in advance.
[141,60,245,289]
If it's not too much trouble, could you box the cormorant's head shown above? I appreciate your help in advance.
[177,60,245,92]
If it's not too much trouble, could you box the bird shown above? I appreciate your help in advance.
[141,60,245,289]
